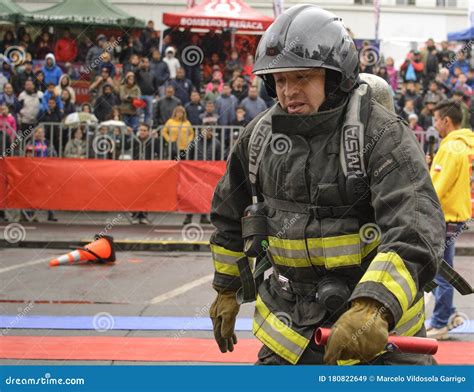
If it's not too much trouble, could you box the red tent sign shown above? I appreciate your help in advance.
[163,0,274,31]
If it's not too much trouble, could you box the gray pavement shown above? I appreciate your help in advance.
[0,247,472,365]
[1,211,473,254]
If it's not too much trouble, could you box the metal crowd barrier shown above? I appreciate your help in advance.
[0,123,433,161]
[1,123,244,161]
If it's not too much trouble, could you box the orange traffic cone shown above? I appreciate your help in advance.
[49,235,116,267]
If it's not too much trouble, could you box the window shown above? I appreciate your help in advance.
[354,0,374,5]
[436,0,457,6]
[396,0,416,5]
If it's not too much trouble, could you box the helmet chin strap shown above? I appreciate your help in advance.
[318,69,348,112]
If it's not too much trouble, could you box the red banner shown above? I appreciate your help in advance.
[0,159,6,209]
[1,158,226,213]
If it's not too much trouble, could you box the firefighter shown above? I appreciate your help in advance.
[209,5,445,365]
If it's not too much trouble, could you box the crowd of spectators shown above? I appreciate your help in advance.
[362,38,473,152]
[0,23,473,223]
[1,23,472,161]
[0,22,272,162]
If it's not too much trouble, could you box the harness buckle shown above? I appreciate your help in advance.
[277,274,291,291]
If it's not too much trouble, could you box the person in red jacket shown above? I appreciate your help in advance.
[400,50,424,84]
[54,28,78,63]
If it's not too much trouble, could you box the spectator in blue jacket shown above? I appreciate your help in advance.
[170,67,194,105]
[40,83,63,114]
[41,53,63,86]
[240,85,267,122]
[215,83,238,126]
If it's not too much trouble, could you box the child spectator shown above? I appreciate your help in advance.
[64,127,87,158]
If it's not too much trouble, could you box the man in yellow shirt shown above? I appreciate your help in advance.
[428,99,474,339]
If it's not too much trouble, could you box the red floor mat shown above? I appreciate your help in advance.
[0,337,472,364]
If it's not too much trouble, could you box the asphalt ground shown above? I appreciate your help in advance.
[0,247,472,365]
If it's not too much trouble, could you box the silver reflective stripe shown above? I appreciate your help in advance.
[324,243,360,258]
[308,247,325,258]
[211,252,239,266]
[254,307,306,360]
[269,246,308,260]
[393,310,424,336]
[370,260,414,305]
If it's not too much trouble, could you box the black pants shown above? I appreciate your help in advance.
[255,326,437,365]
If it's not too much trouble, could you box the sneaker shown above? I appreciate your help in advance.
[448,312,465,330]
[183,215,192,226]
[200,215,211,225]
[139,216,151,225]
[131,217,140,225]
[426,326,449,340]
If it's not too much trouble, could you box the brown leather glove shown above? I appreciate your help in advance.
[210,289,240,353]
[324,298,392,365]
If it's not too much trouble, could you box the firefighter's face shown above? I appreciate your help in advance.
[274,69,326,115]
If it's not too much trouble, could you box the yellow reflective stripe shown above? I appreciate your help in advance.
[360,270,410,312]
[255,295,309,350]
[268,235,379,269]
[359,252,418,312]
[322,233,360,248]
[213,260,239,276]
[394,297,425,337]
[325,253,361,268]
[270,253,311,268]
[252,319,300,364]
[337,349,387,366]
[396,296,424,326]
[210,244,245,258]
[384,252,417,301]
[269,237,307,250]
[403,312,425,337]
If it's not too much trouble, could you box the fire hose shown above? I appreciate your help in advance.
[315,327,438,355]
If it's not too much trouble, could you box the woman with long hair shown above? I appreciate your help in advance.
[162,105,194,160]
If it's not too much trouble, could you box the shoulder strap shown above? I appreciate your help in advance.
[339,83,371,202]
[248,113,273,203]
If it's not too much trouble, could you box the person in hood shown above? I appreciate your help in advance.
[41,53,63,86]
[163,47,180,79]
[55,74,76,104]
[427,99,474,340]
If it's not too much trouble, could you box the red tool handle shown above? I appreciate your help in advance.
[315,327,438,355]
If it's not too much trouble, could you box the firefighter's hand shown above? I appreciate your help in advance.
[210,289,240,353]
[324,298,391,364]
